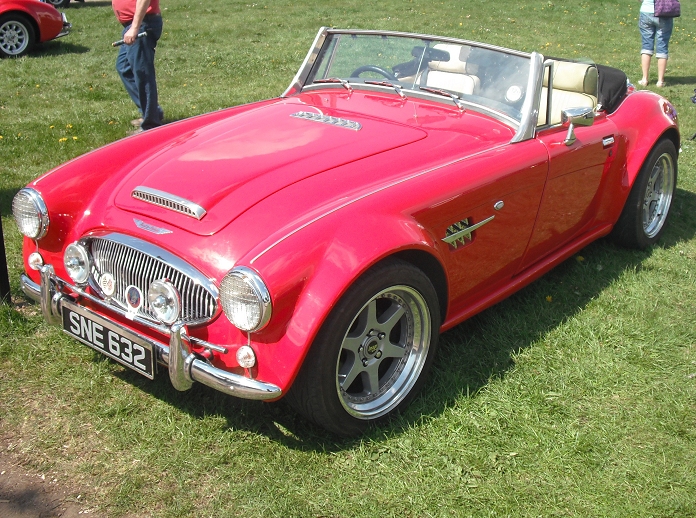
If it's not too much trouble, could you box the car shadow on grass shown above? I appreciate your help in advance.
[29,41,91,57]
[103,186,696,450]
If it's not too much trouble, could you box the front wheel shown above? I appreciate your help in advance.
[611,138,677,249]
[287,259,440,436]
[0,15,35,58]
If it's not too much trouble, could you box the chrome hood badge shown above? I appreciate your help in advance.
[134,218,173,235]
[442,216,495,249]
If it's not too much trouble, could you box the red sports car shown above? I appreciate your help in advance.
[0,0,70,57]
[13,28,678,435]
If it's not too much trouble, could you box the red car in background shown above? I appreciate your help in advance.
[0,0,70,57]
[13,28,678,435]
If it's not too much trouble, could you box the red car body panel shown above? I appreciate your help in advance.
[17,31,680,408]
[0,0,66,42]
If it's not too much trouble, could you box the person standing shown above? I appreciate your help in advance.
[113,0,164,131]
[638,0,675,88]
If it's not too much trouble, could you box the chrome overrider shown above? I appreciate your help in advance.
[22,265,282,401]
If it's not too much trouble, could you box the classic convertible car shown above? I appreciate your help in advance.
[13,28,678,435]
[0,0,71,57]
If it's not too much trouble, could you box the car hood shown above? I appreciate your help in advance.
[114,99,427,235]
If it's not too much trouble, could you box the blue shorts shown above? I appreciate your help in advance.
[639,12,673,59]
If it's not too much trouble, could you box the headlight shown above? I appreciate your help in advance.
[12,188,49,240]
[64,242,90,284]
[148,280,181,325]
[219,266,272,332]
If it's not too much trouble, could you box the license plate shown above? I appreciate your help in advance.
[62,301,156,379]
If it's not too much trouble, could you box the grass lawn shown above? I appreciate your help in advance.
[1,0,695,516]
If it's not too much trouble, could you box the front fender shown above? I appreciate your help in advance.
[247,207,444,392]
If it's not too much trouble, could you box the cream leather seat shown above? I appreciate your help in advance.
[424,44,480,96]
[538,61,598,125]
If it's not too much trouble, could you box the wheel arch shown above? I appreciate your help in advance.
[391,248,448,324]
[0,9,39,39]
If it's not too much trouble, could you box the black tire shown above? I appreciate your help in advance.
[0,14,36,58]
[610,138,677,249]
[45,0,71,7]
[286,259,441,436]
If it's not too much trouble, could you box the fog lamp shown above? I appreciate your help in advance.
[12,188,49,240]
[64,242,90,284]
[219,266,272,332]
[236,345,256,369]
[148,280,181,325]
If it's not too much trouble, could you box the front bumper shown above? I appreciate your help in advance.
[21,266,282,401]
[56,14,71,39]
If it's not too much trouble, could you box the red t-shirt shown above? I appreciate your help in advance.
[112,0,161,24]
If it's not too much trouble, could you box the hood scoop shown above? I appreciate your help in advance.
[132,186,207,220]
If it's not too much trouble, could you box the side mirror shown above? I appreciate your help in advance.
[561,106,595,146]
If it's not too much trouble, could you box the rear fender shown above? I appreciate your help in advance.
[609,91,679,187]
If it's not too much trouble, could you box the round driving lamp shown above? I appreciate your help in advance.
[219,266,272,332]
[12,188,49,240]
[63,243,90,284]
[148,280,181,325]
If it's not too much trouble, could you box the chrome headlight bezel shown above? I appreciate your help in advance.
[147,279,181,325]
[219,266,272,333]
[64,242,91,285]
[12,188,49,240]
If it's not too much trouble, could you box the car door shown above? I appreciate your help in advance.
[518,113,619,270]
[415,139,549,318]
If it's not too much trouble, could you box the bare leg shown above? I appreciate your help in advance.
[657,57,667,85]
[641,53,652,84]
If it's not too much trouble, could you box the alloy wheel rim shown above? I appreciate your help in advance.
[335,285,431,420]
[0,21,29,56]
[643,152,675,239]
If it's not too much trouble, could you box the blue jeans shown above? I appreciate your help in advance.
[639,12,673,59]
[116,15,163,130]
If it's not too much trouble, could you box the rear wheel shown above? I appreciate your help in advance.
[45,0,71,8]
[287,259,440,436]
[0,15,35,58]
[611,138,677,249]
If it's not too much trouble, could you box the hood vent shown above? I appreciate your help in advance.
[132,186,207,220]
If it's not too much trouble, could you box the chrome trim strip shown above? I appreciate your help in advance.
[132,186,207,220]
[291,111,362,131]
[511,51,544,143]
[23,270,282,401]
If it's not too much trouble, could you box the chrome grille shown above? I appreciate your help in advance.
[88,235,218,325]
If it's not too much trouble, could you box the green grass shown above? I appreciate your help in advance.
[1,0,696,516]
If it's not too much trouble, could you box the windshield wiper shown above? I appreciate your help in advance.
[313,77,353,92]
[419,86,466,112]
[364,80,406,99]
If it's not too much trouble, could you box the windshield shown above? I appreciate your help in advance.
[306,32,532,122]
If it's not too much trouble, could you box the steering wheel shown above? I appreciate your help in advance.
[350,65,398,81]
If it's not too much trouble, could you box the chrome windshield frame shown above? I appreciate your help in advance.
[283,27,541,140]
